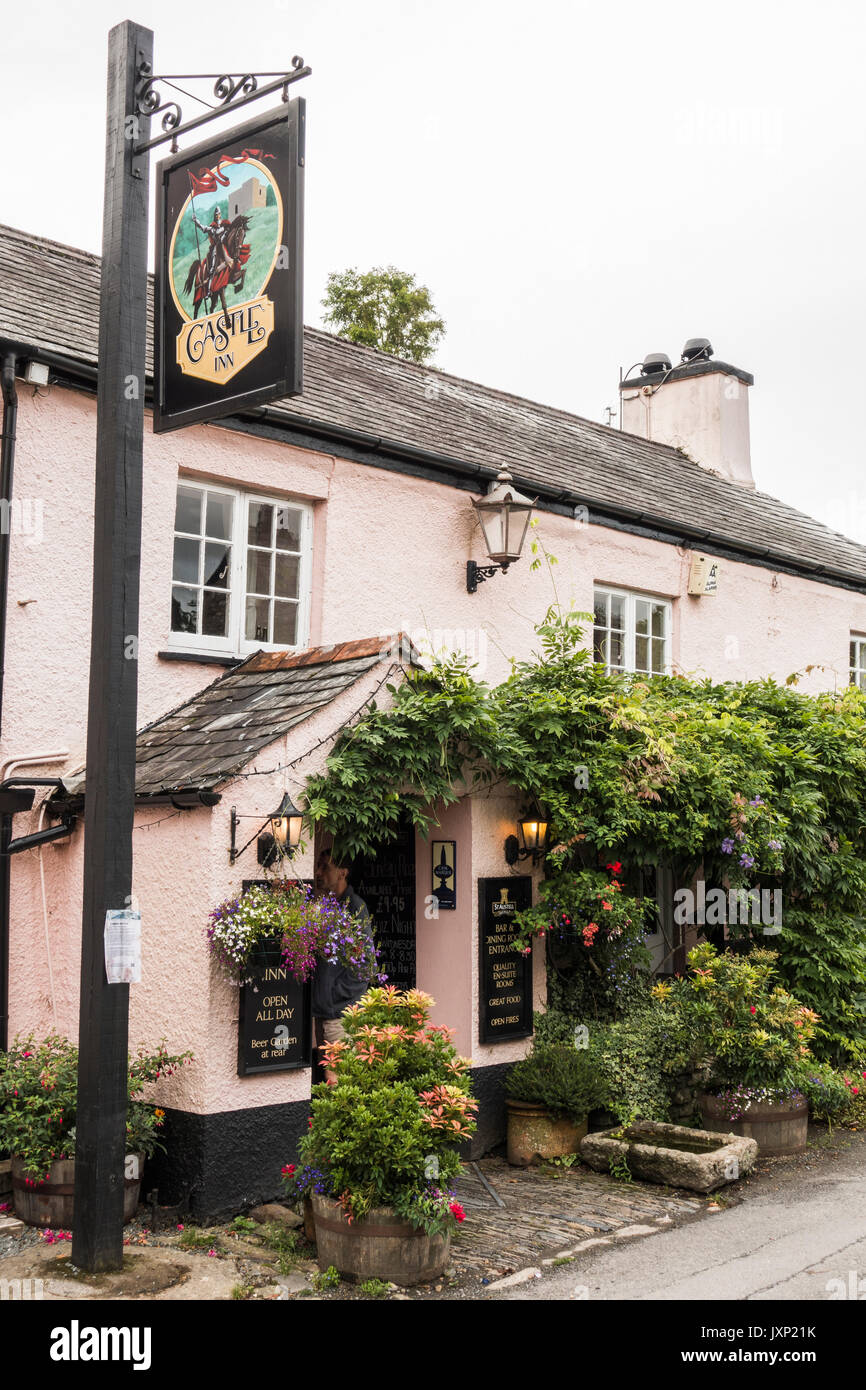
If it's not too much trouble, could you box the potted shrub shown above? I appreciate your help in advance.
[654,944,819,1155]
[286,985,475,1285]
[0,1034,193,1228]
[206,880,380,986]
[505,1042,609,1165]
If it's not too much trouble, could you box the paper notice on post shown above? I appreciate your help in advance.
[104,910,142,983]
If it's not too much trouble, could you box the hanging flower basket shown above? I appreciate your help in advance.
[206,881,381,987]
[246,936,288,970]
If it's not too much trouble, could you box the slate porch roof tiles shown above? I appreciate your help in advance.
[60,635,420,800]
[2,221,866,587]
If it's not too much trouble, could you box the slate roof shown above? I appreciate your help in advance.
[59,637,420,801]
[2,220,866,589]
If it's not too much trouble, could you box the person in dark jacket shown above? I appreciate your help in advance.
[312,849,374,1078]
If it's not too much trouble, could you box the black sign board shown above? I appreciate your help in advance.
[237,954,312,1075]
[351,819,416,990]
[431,839,456,911]
[478,876,533,1044]
[154,100,304,433]
[237,879,311,1075]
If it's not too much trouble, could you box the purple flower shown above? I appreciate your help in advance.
[769,839,782,851]
[749,796,764,806]
[739,853,755,868]
[721,838,735,854]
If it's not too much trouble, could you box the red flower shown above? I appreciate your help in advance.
[601,901,612,911]
[308,1118,313,1129]
[606,862,622,876]
[750,1006,757,1014]
[854,1087,860,1096]
[449,1202,466,1223]
[282,1164,296,1177]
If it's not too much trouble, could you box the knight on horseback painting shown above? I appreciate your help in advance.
[184,206,252,320]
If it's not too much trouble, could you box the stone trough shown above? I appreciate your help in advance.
[579,1120,757,1193]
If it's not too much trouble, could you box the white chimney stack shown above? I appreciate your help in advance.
[618,339,754,489]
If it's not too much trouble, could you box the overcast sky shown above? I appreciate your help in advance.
[3,1,865,541]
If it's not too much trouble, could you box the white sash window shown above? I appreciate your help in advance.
[593,586,671,675]
[170,480,312,656]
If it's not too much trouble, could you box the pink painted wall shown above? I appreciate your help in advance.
[4,384,863,766]
[414,798,474,1060]
[6,658,405,1116]
[5,379,866,1113]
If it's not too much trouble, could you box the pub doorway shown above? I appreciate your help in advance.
[349,815,416,990]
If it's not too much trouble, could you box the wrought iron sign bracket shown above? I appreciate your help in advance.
[133,60,312,155]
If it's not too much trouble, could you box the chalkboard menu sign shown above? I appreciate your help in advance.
[351,819,416,990]
[237,955,312,1075]
[478,876,533,1044]
[237,879,311,1075]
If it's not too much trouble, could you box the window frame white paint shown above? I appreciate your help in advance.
[592,584,672,676]
[850,633,866,691]
[169,478,313,658]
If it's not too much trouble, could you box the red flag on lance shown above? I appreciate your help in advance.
[187,148,274,195]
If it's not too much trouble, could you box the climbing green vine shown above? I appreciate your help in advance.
[303,606,866,1060]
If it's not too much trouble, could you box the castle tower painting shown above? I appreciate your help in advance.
[230,175,267,218]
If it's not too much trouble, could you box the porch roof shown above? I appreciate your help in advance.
[59,636,421,801]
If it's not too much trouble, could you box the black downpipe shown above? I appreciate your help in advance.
[0,353,16,1052]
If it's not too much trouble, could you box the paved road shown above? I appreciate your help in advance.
[492,1130,866,1301]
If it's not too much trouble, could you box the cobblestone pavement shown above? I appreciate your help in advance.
[449,1155,706,1282]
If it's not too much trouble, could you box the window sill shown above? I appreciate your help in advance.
[158,650,243,668]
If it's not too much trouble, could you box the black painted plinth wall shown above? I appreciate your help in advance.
[468,1062,512,1158]
[145,1097,310,1223]
[144,1062,515,1220]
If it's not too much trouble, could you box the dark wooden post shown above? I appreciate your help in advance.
[71,20,152,1273]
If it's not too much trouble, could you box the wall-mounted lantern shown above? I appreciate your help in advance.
[467,468,536,593]
[258,792,304,866]
[504,807,550,866]
[230,791,304,866]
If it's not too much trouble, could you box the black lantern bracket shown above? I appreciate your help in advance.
[133,59,312,155]
[229,806,272,865]
[229,791,304,866]
[466,560,511,594]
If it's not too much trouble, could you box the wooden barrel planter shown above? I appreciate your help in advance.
[699,1093,809,1156]
[310,1192,450,1286]
[506,1098,588,1167]
[12,1154,144,1229]
[303,1195,316,1244]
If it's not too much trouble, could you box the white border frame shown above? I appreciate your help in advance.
[850,633,866,690]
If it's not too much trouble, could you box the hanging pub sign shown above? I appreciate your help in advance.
[478,876,533,1044]
[153,99,305,433]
